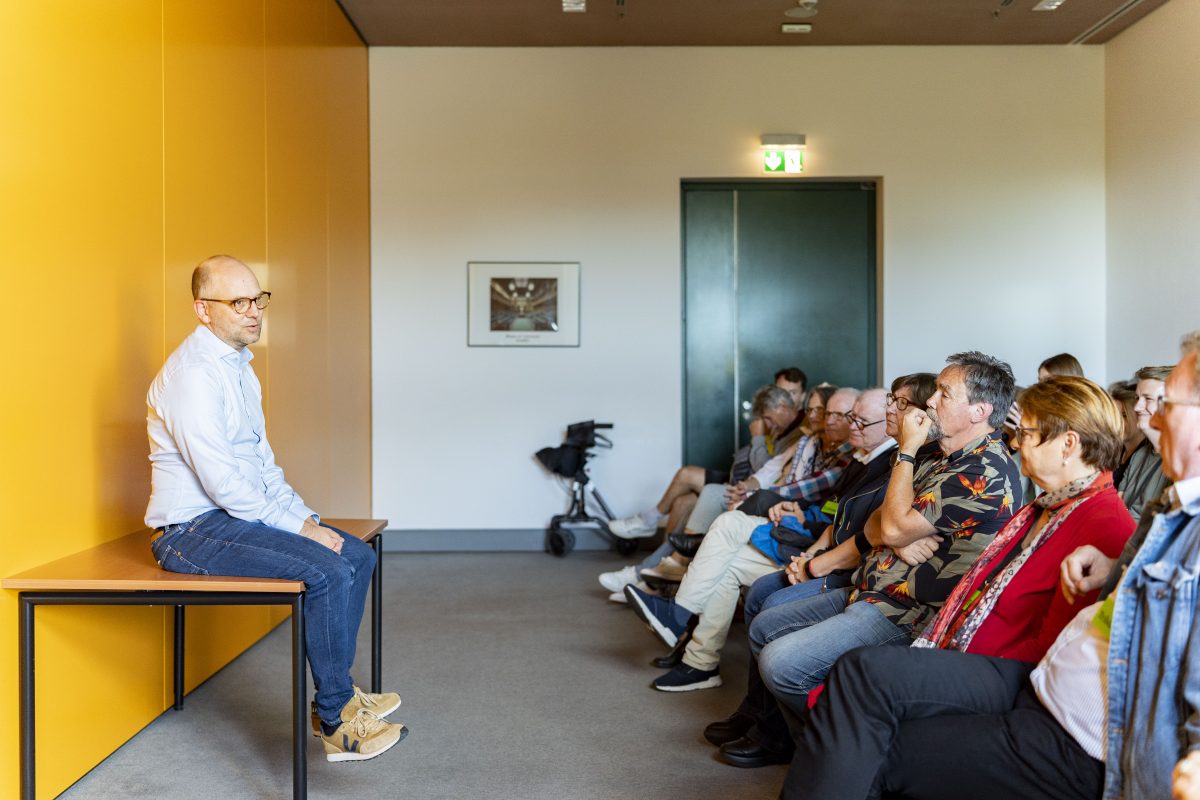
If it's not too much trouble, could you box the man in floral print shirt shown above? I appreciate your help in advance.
[855,351,1024,633]
[753,352,1021,732]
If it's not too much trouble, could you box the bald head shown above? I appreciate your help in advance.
[192,254,252,300]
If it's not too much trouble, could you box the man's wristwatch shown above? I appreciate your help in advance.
[895,452,917,467]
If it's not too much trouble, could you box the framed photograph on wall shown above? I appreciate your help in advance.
[467,261,580,347]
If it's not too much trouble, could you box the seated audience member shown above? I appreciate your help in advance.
[705,375,937,767]
[641,385,844,586]
[1038,352,1085,381]
[676,385,841,543]
[1108,378,1143,487]
[751,352,1021,731]
[622,388,858,691]
[782,375,1135,798]
[1004,351,1082,483]
[1121,364,1174,521]
[607,369,806,539]
[599,384,825,601]
[786,333,1200,800]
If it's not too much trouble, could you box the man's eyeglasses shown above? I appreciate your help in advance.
[825,411,852,423]
[201,292,272,315]
[886,393,915,412]
[1159,396,1200,412]
[848,415,885,430]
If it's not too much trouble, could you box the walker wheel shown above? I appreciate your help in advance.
[546,527,575,557]
[615,538,639,556]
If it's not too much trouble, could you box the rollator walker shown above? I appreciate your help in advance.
[535,420,638,557]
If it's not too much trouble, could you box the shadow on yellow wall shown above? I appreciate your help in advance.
[0,1,371,796]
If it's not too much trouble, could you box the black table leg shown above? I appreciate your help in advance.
[173,605,185,710]
[292,594,307,800]
[19,596,35,800]
[371,534,383,693]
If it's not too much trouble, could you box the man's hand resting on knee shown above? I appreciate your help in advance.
[300,516,343,553]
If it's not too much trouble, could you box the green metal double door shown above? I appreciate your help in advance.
[682,180,878,470]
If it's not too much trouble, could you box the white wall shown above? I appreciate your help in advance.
[1105,0,1200,380]
[370,46,1106,531]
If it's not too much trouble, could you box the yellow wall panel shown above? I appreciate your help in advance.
[0,1,371,796]
[0,2,165,796]
[325,5,373,517]
[264,0,335,512]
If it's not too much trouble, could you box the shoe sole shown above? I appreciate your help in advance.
[624,587,679,648]
[653,674,723,692]
[608,524,656,540]
[641,568,684,581]
[325,725,409,763]
[608,591,628,604]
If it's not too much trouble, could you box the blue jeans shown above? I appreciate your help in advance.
[152,509,376,727]
[743,570,841,629]
[751,588,911,728]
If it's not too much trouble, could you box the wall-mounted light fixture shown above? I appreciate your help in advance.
[760,133,806,174]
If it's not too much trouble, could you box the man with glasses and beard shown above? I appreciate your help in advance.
[144,255,406,763]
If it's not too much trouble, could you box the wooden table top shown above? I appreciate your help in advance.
[1,518,387,593]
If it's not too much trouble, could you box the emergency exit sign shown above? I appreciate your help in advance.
[763,150,803,174]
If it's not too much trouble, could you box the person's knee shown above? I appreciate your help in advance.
[337,533,376,575]
[758,639,797,695]
[748,612,773,654]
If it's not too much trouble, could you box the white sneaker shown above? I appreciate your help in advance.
[611,580,657,604]
[599,564,640,593]
[641,557,687,583]
[608,515,658,539]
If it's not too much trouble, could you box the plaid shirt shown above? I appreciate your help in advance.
[775,440,854,503]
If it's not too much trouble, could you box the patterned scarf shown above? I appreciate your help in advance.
[913,470,1113,651]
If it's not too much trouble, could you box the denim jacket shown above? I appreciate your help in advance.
[1104,498,1200,799]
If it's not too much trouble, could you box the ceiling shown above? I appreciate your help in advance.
[337,0,1171,47]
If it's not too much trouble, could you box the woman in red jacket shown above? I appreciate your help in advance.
[781,375,1135,800]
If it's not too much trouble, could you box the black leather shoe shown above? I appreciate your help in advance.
[668,532,705,558]
[703,711,755,747]
[718,736,793,768]
[650,618,695,668]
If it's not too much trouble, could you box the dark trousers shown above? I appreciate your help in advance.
[781,646,1103,800]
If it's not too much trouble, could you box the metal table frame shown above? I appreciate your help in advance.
[18,535,383,800]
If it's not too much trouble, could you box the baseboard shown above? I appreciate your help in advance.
[379,526,617,552]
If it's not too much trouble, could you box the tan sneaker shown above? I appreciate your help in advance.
[312,686,402,736]
[321,708,407,763]
[347,685,401,719]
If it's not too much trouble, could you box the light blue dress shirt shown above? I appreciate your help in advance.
[145,325,317,534]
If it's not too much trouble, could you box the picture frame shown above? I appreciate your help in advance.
[467,261,580,347]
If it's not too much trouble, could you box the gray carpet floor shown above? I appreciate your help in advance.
[61,551,787,799]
